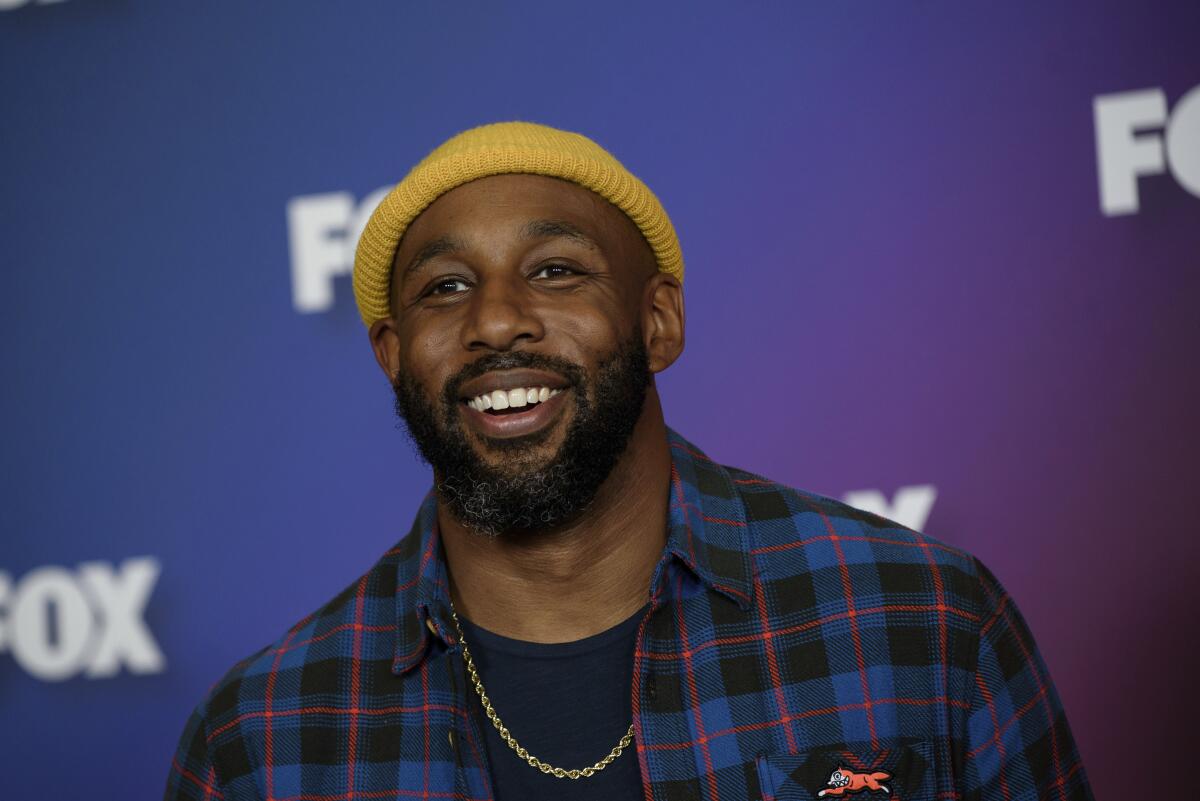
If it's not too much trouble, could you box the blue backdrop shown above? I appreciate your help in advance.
[3,2,1198,798]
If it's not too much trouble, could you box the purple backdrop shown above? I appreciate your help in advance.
[2,1,1198,798]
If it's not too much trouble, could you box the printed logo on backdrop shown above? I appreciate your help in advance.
[288,188,391,313]
[0,557,165,682]
[0,0,66,9]
[1094,83,1200,215]
[842,484,936,532]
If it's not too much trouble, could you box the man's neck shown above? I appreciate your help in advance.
[437,394,671,643]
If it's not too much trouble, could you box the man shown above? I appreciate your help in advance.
[166,122,1093,801]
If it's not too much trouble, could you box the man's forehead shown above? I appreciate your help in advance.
[396,219,603,284]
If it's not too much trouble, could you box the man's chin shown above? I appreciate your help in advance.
[464,426,567,468]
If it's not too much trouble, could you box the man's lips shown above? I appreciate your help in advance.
[457,368,571,405]
[461,387,571,439]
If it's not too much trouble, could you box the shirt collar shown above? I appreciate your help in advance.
[391,428,754,675]
[661,428,754,609]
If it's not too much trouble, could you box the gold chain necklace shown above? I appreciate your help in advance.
[449,606,636,780]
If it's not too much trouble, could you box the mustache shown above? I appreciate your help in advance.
[440,351,588,406]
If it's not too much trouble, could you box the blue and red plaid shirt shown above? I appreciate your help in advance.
[166,429,1093,801]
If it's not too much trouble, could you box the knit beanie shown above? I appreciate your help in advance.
[352,121,684,326]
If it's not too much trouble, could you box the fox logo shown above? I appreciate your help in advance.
[816,767,891,796]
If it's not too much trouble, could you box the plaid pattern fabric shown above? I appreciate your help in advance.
[166,429,1093,801]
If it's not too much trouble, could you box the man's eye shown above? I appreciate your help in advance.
[533,263,579,279]
[426,278,469,296]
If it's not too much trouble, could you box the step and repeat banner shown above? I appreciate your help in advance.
[2,2,1197,798]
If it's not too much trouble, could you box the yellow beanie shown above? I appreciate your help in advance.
[352,121,684,326]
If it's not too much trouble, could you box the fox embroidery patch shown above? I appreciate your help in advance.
[816,766,892,796]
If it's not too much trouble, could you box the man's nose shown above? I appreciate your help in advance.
[460,276,545,351]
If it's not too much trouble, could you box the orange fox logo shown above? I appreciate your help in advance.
[816,766,892,796]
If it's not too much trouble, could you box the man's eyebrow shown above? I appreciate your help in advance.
[520,219,599,250]
[401,235,466,281]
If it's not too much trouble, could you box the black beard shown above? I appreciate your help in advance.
[391,334,651,538]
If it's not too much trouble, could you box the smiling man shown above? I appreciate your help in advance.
[165,123,1093,801]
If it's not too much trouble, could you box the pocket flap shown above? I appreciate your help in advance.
[756,740,933,801]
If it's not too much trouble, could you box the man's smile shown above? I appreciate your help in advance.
[462,388,572,438]
[456,368,574,439]
[467,385,564,412]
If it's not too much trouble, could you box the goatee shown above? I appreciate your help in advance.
[391,333,651,538]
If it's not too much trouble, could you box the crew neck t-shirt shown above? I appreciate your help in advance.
[454,607,648,801]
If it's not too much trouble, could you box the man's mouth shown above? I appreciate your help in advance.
[455,368,574,438]
[466,386,564,415]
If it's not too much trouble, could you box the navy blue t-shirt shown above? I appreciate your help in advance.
[455,607,647,801]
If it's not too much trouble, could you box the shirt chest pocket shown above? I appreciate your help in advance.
[755,740,934,801]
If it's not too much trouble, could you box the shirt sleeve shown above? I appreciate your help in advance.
[163,702,227,801]
[962,558,1094,801]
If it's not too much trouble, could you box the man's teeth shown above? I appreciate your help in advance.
[467,387,561,412]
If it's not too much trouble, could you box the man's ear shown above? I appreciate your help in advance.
[641,272,685,374]
[369,317,402,381]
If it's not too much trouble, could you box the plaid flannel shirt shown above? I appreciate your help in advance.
[166,429,1093,801]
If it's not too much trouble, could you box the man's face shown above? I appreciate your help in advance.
[373,174,668,537]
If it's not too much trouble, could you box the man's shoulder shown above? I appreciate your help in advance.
[709,458,981,585]
[193,538,412,732]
